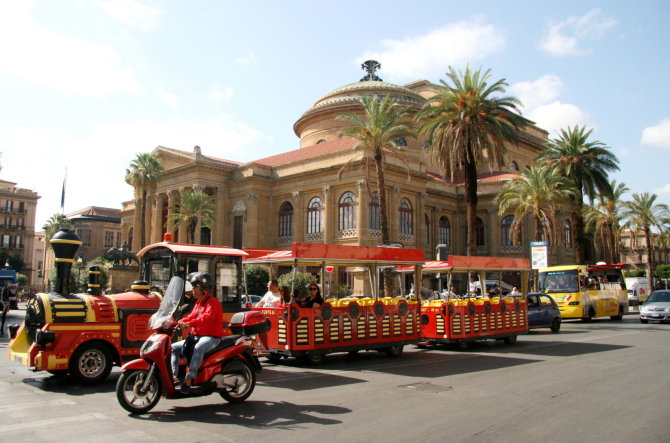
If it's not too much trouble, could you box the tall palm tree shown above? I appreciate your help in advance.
[167,189,215,244]
[336,95,416,296]
[125,152,164,249]
[42,213,72,245]
[495,165,576,245]
[417,65,529,255]
[621,193,670,285]
[536,126,619,263]
[583,180,629,264]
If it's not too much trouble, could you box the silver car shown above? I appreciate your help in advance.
[639,290,670,323]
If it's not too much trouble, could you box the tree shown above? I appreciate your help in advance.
[125,152,163,249]
[42,213,72,246]
[536,126,619,263]
[495,165,575,245]
[336,95,416,296]
[621,192,670,286]
[418,65,529,255]
[583,180,629,263]
[167,189,215,244]
[244,265,270,297]
[278,271,317,301]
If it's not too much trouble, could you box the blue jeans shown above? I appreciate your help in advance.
[171,336,222,380]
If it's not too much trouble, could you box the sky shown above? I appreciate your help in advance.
[1,0,669,230]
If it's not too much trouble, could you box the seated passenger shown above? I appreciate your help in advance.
[300,284,324,308]
[256,280,281,308]
[280,285,291,305]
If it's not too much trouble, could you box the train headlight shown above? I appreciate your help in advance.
[35,330,56,347]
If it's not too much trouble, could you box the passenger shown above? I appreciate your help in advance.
[510,287,520,297]
[290,288,302,304]
[300,284,324,308]
[468,276,481,296]
[279,285,291,305]
[170,272,223,394]
[255,279,281,308]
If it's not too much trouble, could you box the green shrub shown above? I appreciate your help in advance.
[244,265,269,296]
[278,271,317,301]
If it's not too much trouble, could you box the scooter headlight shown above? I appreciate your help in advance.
[140,337,162,356]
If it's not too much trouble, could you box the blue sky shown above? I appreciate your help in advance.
[1,1,669,230]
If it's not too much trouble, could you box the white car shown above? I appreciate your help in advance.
[241,295,261,306]
[639,290,670,323]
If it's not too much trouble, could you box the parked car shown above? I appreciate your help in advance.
[241,295,262,306]
[639,290,670,323]
[527,293,561,333]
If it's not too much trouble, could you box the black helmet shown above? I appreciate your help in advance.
[189,272,212,290]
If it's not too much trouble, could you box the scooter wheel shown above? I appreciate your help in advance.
[218,359,256,403]
[116,369,162,414]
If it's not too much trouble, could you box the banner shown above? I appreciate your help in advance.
[530,241,548,270]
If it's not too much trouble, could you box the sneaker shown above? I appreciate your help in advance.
[179,383,191,394]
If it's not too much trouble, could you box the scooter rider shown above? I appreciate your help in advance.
[170,272,223,394]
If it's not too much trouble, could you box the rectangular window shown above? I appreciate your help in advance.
[18,201,25,213]
[104,231,115,248]
[78,228,91,246]
[2,235,10,248]
[5,200,13,211]
[14,235,22,249]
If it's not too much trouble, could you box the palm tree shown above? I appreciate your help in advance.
[536,126,619,263]
[495,165,576,245]
[167,189,215,244]
[621,193,670,285]
[583,180,629,264]
[42,213,72,245]
[417,65,529,255]
[336,95,416,296]
[125,152,164,249]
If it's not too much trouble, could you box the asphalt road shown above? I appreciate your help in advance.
[0,307,667,443]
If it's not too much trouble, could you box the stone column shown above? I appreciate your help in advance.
[416,192,426,249]
[132,195,142,251]
[356,180,368,246]
[292,191,303,243]
[167,190,178,239]
[213,187,226,245]
[193,185,204,245]
[152,193,165,243]
[178,188,188,243]
[245,194,260,246]
[487,209,496,255]
[431,207,439,257]
[323,186,333,244]
[145,193,155,245]
[389,186,400,243]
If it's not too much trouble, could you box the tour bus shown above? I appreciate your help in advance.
[246,242,424,364]
[538,263,628,321]
[398,256,530,347]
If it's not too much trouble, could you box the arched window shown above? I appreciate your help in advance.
[501,215,515,246]
[424,214,430,245]
[564,220,573,248]
[279,201,293,237]
[510,161,519,171]
[475,217,485,247]
[338,191,356,230]
[399,198,413,235]
[394,137,407,147]
[369,192,380,230]
[307,197,323,234]
[439,216,450,246]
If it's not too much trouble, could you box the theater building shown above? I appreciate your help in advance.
[121,68,578,269]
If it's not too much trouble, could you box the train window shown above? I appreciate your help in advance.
[148,260,171,290]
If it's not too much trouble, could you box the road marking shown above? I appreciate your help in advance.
[0,412,110,433]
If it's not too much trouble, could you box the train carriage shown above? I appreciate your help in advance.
[399,256,530,347]
[246,242,424,364]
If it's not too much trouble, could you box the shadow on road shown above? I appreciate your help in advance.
[258,368,365,391]
[128,400,351,427]
[21,371,120,395]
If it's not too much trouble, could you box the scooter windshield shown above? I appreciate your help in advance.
[148,276,184,329]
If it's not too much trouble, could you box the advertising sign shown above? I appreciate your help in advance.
[530,241,548,270]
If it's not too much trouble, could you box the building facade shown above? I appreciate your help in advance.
[67,206,122,262]
[121,73,579,269]
[0,178,39,283]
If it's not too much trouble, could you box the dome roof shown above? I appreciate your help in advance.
[311,80,423,109]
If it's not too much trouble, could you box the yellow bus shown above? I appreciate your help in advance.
[538,264,628,321]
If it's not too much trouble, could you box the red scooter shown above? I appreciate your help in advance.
[116,276,270,414]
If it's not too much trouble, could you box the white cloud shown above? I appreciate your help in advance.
[509,75,564,111]
[0,2,142,97]
[540,8,617,57]
[359,19,505,81]
[527,101,591,135]
[653,183,670,200]
[207,84,234,104]
[235,52,257,64]
[0,118,265,229]
[641,118,670,149]
[155,88,178,109]
[95,0,163,31]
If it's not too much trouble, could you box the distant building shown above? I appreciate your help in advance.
[67,206,122,261]
[0,178,40,283]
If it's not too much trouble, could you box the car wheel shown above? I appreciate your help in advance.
[640,318,649,324]
[550,318,561,333]
[582,308,594,322]
[610,306,624,321]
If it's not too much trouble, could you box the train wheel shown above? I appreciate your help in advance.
[384,344,404,357]
[265,352,283,364]
[218,359,256,403]
[116,369,161,414]
[550,318,561,333]
[503,335,517,345]
[299,351,325,365]
[69,343,112,384]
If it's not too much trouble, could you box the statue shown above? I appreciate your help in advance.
[106,241,139,266]
[360,60,383,82]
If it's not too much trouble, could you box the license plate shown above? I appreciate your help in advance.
[652,314,662,318]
